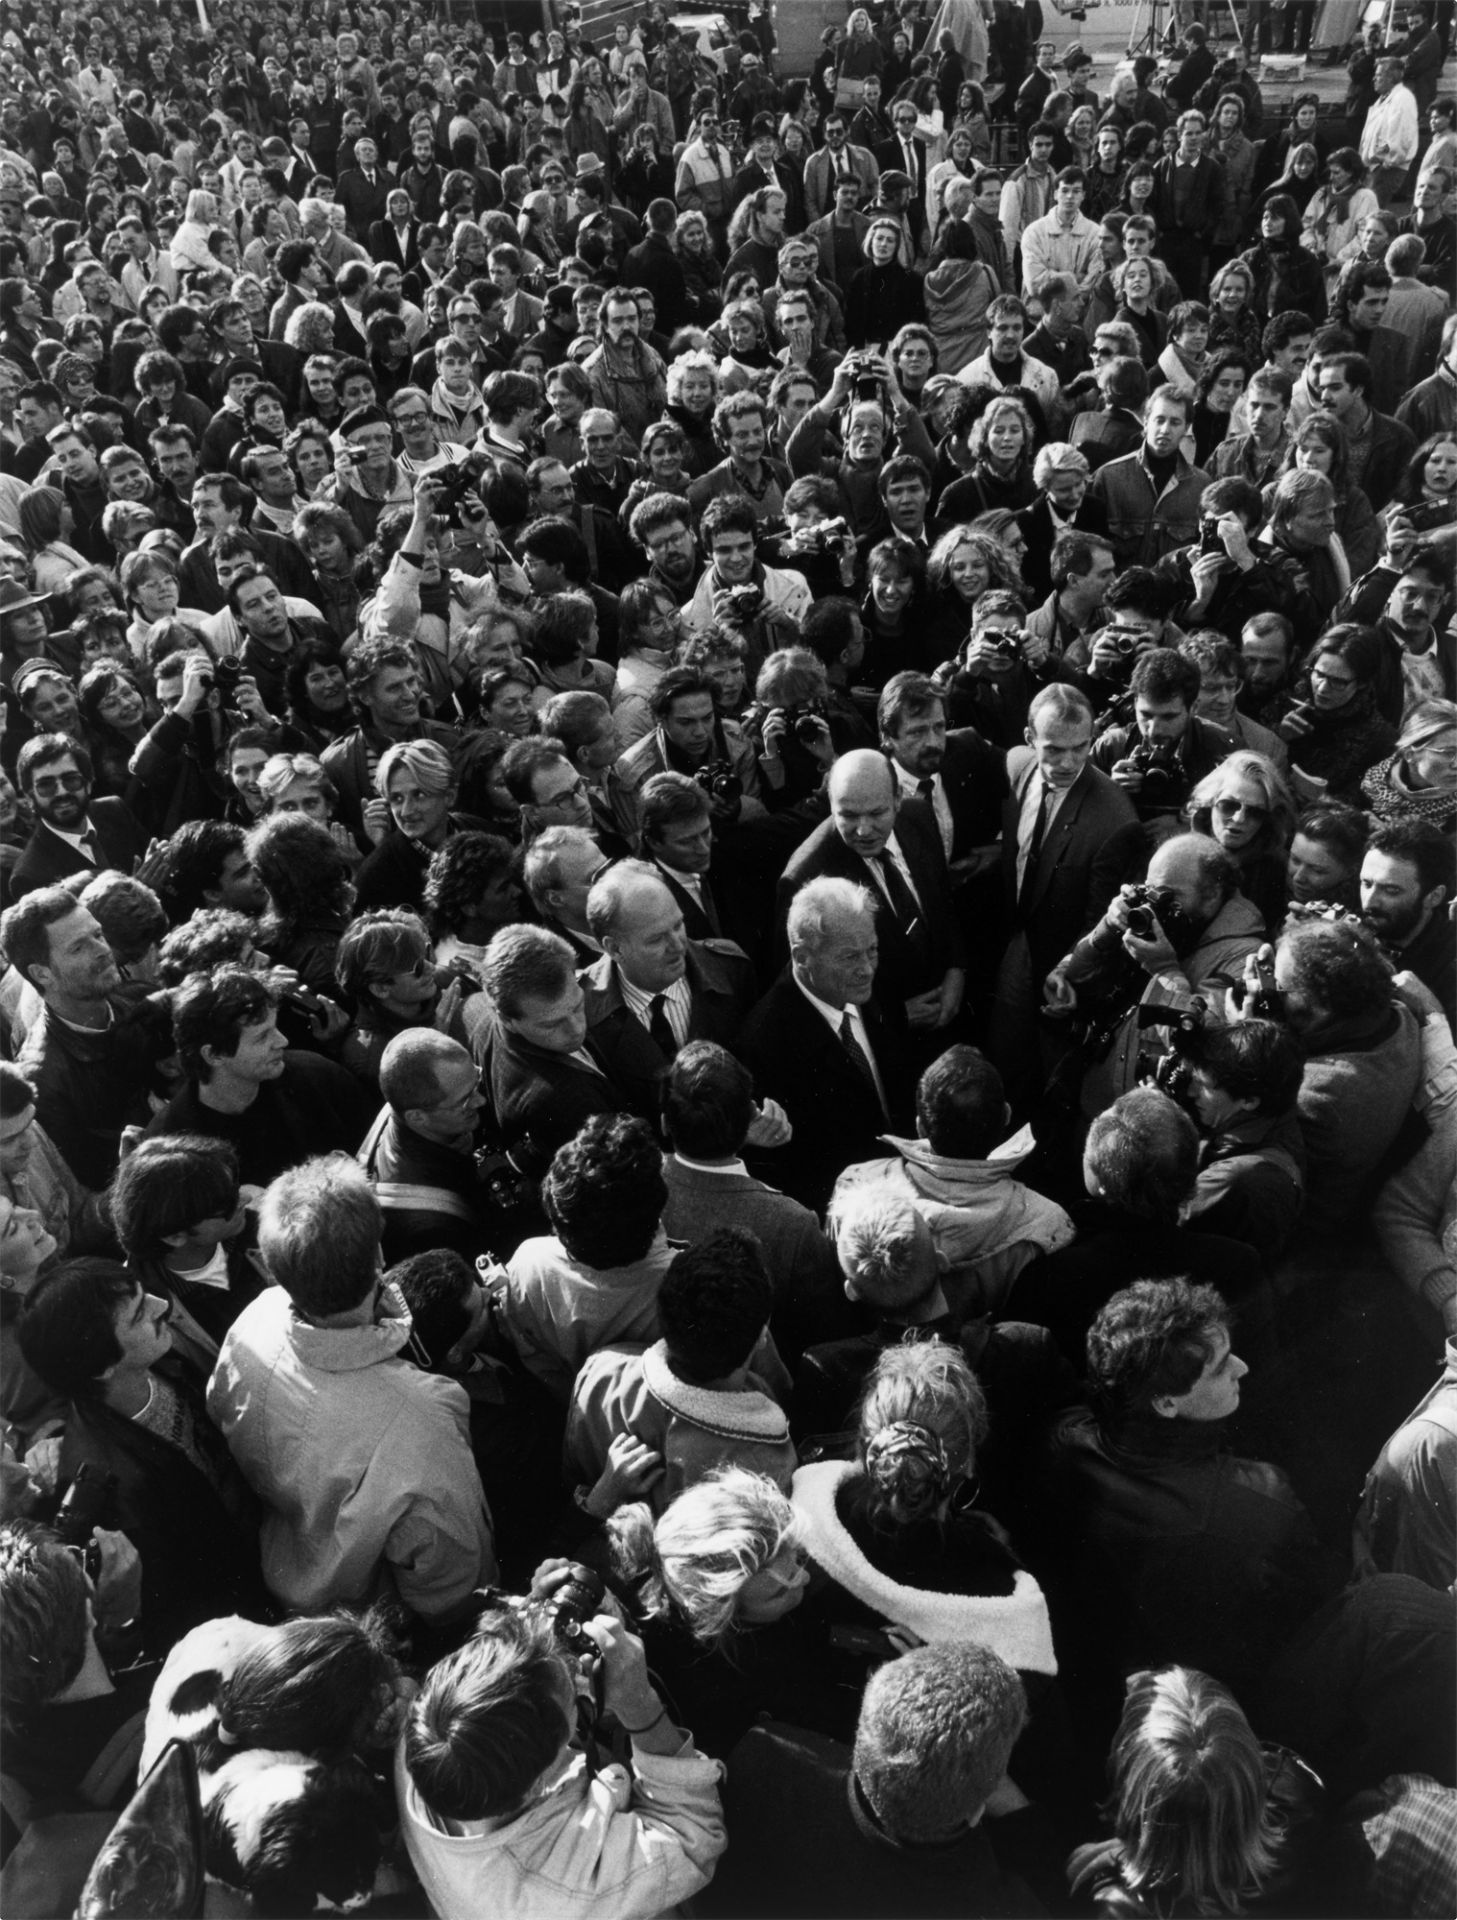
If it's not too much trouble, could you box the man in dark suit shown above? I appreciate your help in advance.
[638,773,731,948]
[988,683,1137,1116]
[11,735,147,900]
[736,875,914,1215]
[336,137,396,244]
[367,187,420,274]
[876,100,929,251]
[777,749,966,1046]
[581,863,756,1118]
[479,924,630,1179]
[1149,109,1226,292]
[878,674,1009,1030]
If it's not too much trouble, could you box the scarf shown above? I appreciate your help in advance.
[430,376,484,440]
[1167,339,1205,384]
[1361,753,1457,829]
[419,576,453,622]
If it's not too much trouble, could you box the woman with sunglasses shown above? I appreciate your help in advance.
[1187,751,1298,932]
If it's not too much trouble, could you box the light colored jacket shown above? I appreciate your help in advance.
[956,347,1061,428]
[395,1730,725,1920]
[1018,210,1102,299]
[830,1132,1075,1318]
[359,556,503,711]
[207,1283,494,1618]
[493,1230,675,1401]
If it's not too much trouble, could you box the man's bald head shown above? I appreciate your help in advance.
[1147,832,1236,926]
[380,1028,474,1115]
[830,749,899,859]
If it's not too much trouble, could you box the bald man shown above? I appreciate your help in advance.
[580,859,758,1117]
[777,749,966,1048]
[360,1029,492,1263]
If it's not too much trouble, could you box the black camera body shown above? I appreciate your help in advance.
[723,582,764,621]
[785,697,829,743]
[1121,881,1195,950]
[694,759,742,803]
[545,1563,606,1666]
[846,353,886,403]
[1129,738,1186,808]
[1135,1002,1207,1108]
[200,656,243,700]
[54,1461,117,1581]
[988,630,1024,664]
[1199,517,1225,557]
[801,516,849,553]
[1232,950,1287,1023]
[431,452,491,529]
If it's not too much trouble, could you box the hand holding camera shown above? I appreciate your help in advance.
[964,632,1021,679]
[1089,629,1144,681]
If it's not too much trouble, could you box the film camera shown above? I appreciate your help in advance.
[1135,1002,1207,1108]
[845,353,887,403]
[694,759,743,804]
[985,629,1025,664]
[199,656,243,699]
[429,452,492,529]
[1199,517,1226,558]
[53,1461,117,1581]
[1230,949,1287,1022]
[1128,739,1186,808]
[722,582,765,622]
[798,516,850,553]
[1120,882,1196,950]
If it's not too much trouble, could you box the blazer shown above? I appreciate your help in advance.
[366,218,420,273]
[734,969,914,1216]
[336,162,396,240]
[648,862,724,944]
[485,1019,629,1178]
[581,941,758,1119]
[1001,753,1138,985]
[1014,493,1111,604]
[806,209,873,289]
[500,287,545,341]
[776,800,964,1008]
[9,797,148,899]
[914,728,1010,864]
[803,143,881,225]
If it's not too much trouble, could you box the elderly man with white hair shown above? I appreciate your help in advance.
[736,874,914,1213]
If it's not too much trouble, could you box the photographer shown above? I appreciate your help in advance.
[1236,917,1423,1231]
[611,668,764,848]
[1047,832,1264,1115]
[1182,1018,1308,1262]
[398,1572,725,1919]
[785,349,938,542]
[760,475,859,604]
[129,640,279,832]
[936,589,1043,753]
[1061,568,1180,723]
[1091,647,1237,821]
[684,494,810,682]
[1156,477,1314,646]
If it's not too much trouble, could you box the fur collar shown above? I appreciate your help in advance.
[792,1460,1057,1674]
[642,1341,790,1443]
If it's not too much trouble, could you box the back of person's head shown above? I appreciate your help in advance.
[256,1156,382,1319]
[833,1182,935,1315]
[386,1249,478,1369]
[644,1467,800,1650]
[108,1133,242,1264]
[0,1521,91,1719]
[660,1040,755,1160]
[853,1644,1027,1842]
[915,1045,1006,1159]
[1277,916,1391,1026]
[1108,1666,1278,1912]
[215,1607,402,1763]
[1085,1278,1229,1425]
[658,1227,773,1384]
[405,1607,569,1821]
[17,1257,138,1400]
[855,1339,988,1530]
[541,1114,667,1271]
[204,1751,381,1919]
[480,920,576,1011]
[1085,1087,1199,1224]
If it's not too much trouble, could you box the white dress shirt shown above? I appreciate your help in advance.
[893,759,953,857]
[618,967,692,1047]
[793,973,889,1115]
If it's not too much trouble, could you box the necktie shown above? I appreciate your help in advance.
[916,777,936,805]
[875,848,920,929]
[77,829,99,864]
[839,1010,886,1116]
[1018,782,1050,915]
[648,993,677,1059]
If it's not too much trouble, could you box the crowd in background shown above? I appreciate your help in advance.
[0,0,1454,1914]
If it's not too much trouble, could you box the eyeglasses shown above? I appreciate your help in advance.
[31,771,86,796]
[393,410,430,426]
[1212,797,1269,821]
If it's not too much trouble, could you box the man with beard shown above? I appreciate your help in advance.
[628,492,702,608]
[10,734,147,898]
[611,669,763,848]
[1360,820,1456,1022]
[1335,539,1453,726]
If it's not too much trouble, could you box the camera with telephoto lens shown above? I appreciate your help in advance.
[694,759,742,804]
[800,515,850,553]
[198,655,243,700]
[1129,738,1186,808]
[53,1461,117,1582]
[543,1563,606,1667]
[430,451,491,529]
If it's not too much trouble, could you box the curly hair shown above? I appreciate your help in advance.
[1086,1277,1228,1423]
[422,830,518,941]
[0,1522,91,1720]
[541,1114,666,1271]
[246,813,355,936]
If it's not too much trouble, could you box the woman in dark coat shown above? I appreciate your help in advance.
[843,216,925,350]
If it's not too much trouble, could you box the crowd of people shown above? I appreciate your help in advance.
[0,0,1453,1914]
